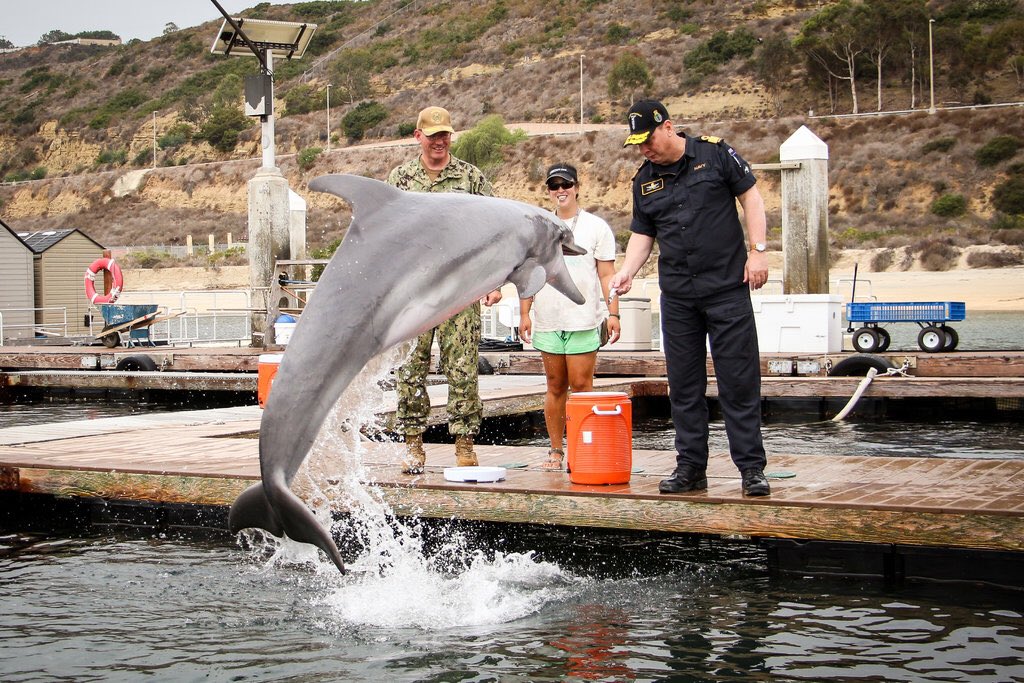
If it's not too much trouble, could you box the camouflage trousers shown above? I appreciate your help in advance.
[396,302,482,437]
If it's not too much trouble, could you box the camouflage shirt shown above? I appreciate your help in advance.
[386,155,493,196]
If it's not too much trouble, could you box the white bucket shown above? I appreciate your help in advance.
[274,322,296,345]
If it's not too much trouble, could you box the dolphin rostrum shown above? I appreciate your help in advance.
[228,174,587,573]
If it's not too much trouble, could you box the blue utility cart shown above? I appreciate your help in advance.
[845,301,966,353]
[96,304,160,348]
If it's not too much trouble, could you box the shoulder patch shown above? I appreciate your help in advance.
[640,178,665,196]
[700,135,722,144]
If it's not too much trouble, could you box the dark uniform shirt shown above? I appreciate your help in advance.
[630,132,757,298]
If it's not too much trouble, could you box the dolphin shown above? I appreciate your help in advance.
[228,174,587,573]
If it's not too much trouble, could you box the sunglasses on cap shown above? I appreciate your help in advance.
[547,180,575,191]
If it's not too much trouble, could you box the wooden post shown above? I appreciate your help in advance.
[185,235,193,257]
[779,126,830,294]
[208,234,215,253]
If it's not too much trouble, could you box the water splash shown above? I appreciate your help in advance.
[243,342,581,627]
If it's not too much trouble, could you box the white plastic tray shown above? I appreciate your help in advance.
[443,466,507,483]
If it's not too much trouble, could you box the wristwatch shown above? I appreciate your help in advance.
[750,242,767,253]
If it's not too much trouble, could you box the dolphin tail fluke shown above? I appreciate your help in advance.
[229,482,283,536]
[229,481,347,574]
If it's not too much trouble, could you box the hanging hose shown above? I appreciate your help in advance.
[832,367,878,422]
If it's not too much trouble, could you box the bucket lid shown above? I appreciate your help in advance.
[570,391,628,398]
[258,353,284,363]
[443,466,507,483]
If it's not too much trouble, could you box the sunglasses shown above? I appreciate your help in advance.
[547,180,575,191]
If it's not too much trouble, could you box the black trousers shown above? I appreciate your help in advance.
[660,286,767,472]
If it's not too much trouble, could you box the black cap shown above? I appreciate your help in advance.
[545,163,578,184]
[623,100,669,146]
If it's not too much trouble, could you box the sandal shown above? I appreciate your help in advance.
[539,448,564,471]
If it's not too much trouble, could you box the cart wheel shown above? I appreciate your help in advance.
[943,326,959,351]
[876,328,891,352]
[98,325,120,348]
[852,327,880,353]
[918,326,946,353]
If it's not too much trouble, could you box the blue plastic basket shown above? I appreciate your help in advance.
[846,301,966,323]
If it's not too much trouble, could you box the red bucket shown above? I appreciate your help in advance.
[565,391,632,485]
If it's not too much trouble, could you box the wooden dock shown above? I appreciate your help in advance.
[1,373,1022,587]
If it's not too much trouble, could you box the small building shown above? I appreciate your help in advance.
[19,228,105,337]
[0,218,35,342]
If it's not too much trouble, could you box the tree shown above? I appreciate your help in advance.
[607,52,653,105]
[37,29,73,45]
[756,34,797,116]
[342,100,387,141]
[330,49,373,104]
[163,22,179,35]
[196,106,252,153]
[0,36,13,49]
[451,115,526,171]
[795,0,864,114]
[990,18,1024,92]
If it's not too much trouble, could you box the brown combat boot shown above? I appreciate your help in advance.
[401,434,426,474]
[455,435,478,467]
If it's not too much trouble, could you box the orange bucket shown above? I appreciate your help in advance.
[257,354,283,408]
[565,391,632,484]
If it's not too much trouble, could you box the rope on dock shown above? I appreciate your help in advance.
[832,367,878,422]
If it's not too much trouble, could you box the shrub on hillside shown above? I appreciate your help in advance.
[869,248,894,272]
[930,193,967,217]
[297,146,323,171]
[921,136,956,154]
[966,250,1023,268]
[992,175,1024,215]
[975,135,1021,167]
[451,115,526,171]
[196,106,251,153]
[913,239,960,271]
[342,101,387,141]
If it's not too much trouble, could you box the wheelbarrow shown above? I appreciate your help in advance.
[95,304,159,348]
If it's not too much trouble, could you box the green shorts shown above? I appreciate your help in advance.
[532,328,601,355]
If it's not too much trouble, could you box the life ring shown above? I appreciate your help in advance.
[84,257,124,304]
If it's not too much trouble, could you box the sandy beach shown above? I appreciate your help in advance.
[123,261,1024,312]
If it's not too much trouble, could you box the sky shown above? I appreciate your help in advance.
[2,1,297,47]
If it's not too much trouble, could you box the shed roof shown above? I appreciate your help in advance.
[1,218,32,250]
[17,229,103,254]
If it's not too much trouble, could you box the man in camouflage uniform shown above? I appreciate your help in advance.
[387,105,502,474]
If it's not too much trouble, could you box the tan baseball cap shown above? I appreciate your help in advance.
[416,106,455,136]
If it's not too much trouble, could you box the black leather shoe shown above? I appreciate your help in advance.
[741,468,771,497]
[658,464,708,494]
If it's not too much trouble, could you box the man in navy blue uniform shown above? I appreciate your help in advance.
[610,100,771,497]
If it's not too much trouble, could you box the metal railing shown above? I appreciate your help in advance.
[0,307,69,345]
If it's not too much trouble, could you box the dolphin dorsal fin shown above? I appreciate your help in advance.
[308,174,403,222]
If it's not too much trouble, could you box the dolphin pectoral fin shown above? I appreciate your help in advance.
[229,482,347,574]
[229,482,283,536]
[509,262,548,299]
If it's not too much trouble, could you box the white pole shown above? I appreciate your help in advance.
[579,54,584,135]
[262,50,275,169]
[152,111,157,168]
[326,83,331,152]
[928,19,936,114]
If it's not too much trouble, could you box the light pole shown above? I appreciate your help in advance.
[928,18,936,114]
[579,54,584,135]
[152,111,157,168]
[326,83,331,152]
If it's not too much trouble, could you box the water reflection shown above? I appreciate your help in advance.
[1,531,1021,682]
